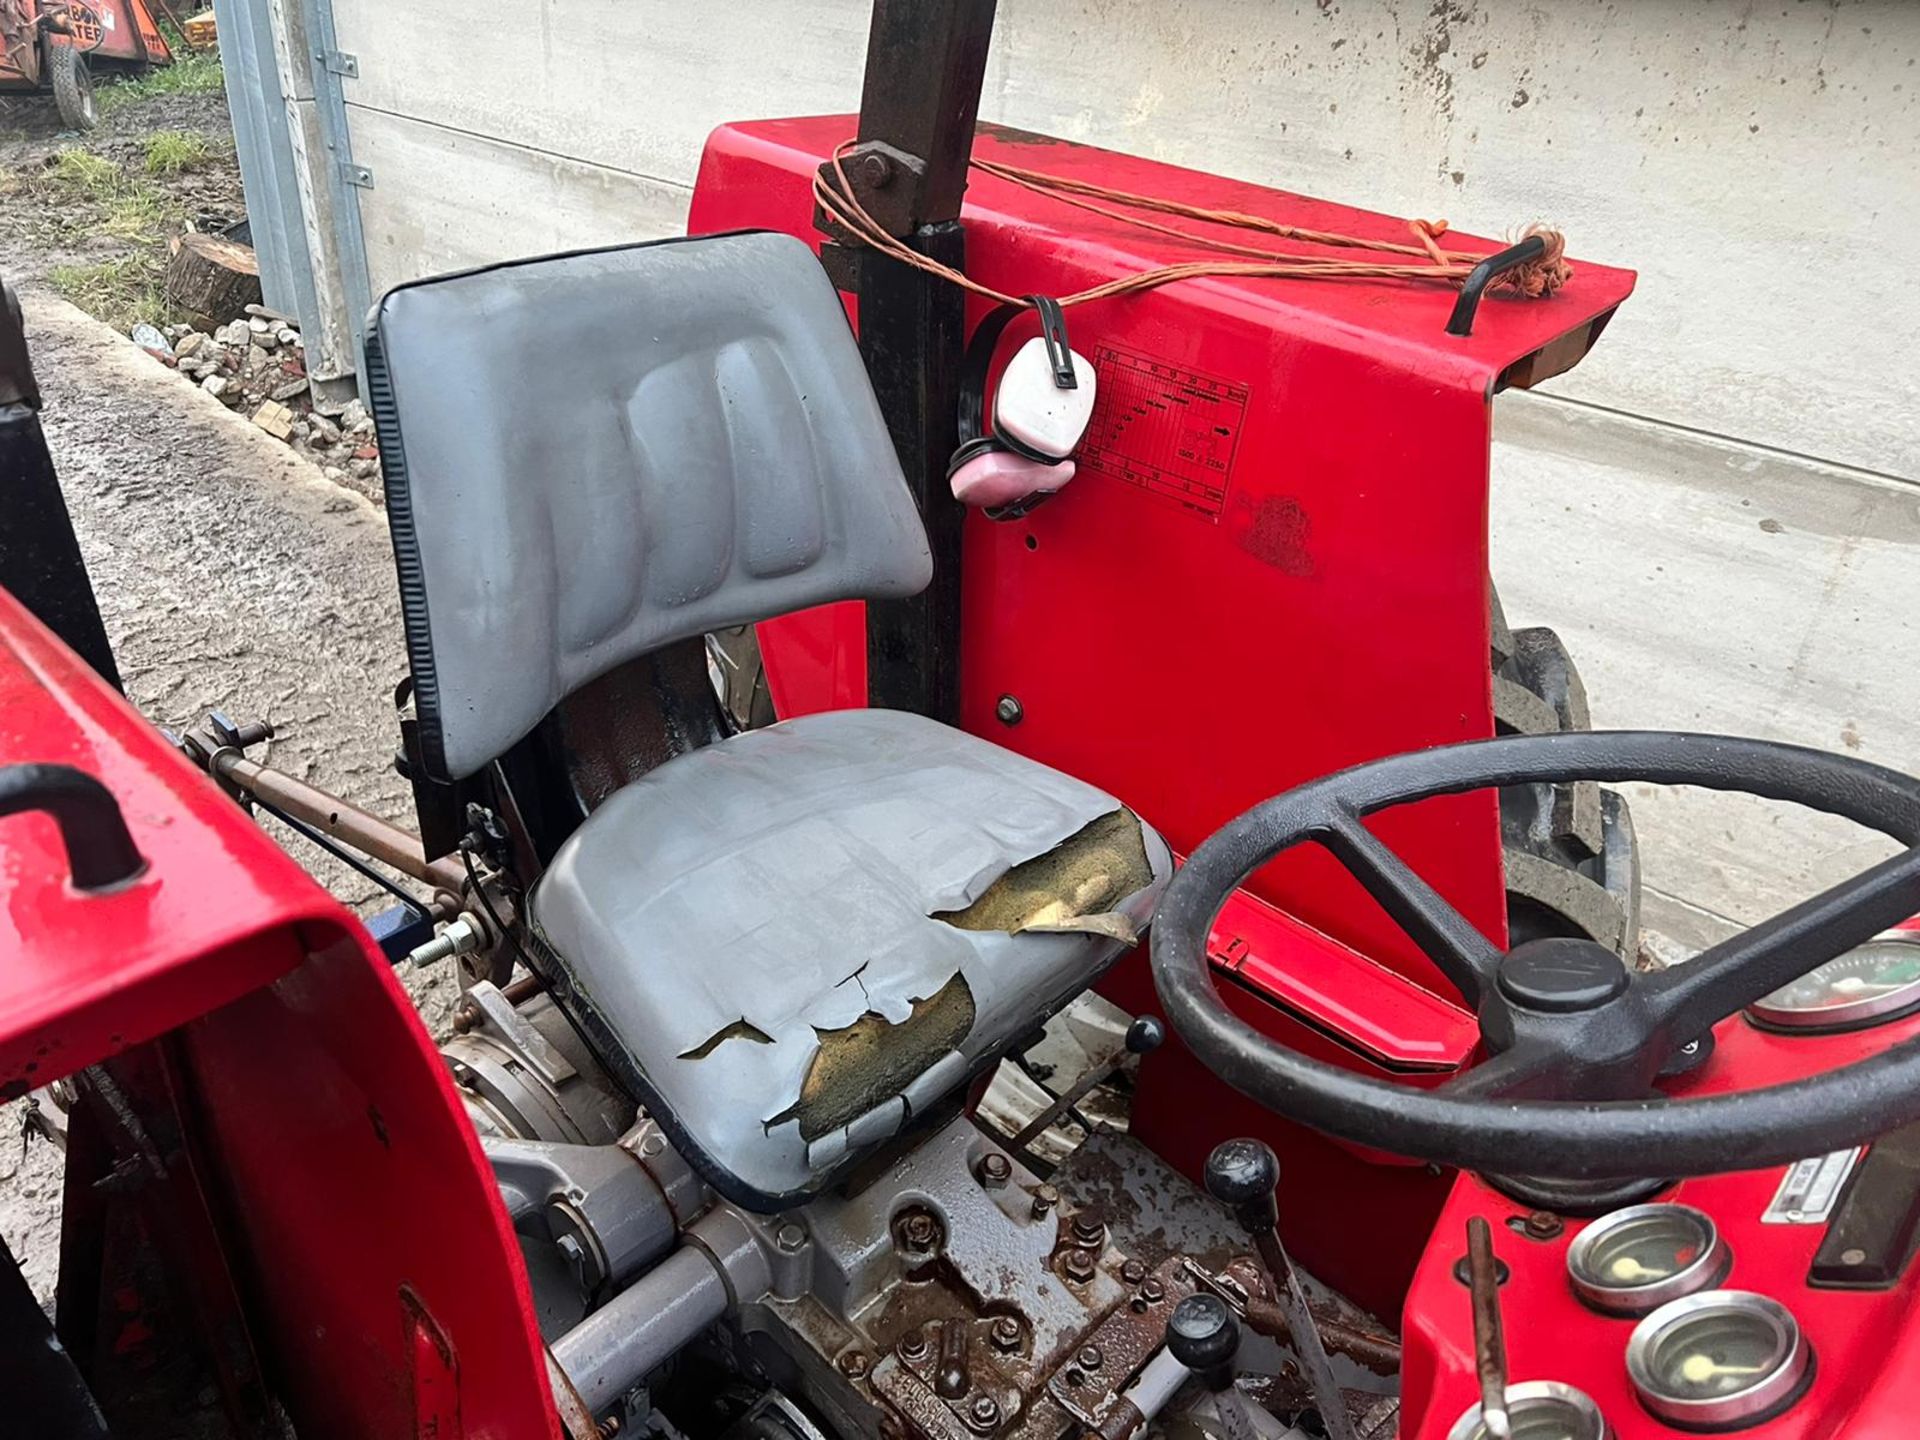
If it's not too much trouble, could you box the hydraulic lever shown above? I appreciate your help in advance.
[1205,1139,1357,1440]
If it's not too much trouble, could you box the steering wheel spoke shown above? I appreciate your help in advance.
[1439,1041,1566,1102]
[1646,847,1920,1038]
[1321,808,1503,1005]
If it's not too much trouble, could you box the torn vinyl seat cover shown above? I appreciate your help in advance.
[366,229,1172,1211]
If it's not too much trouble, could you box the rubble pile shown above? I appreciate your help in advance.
[134,309,383,501]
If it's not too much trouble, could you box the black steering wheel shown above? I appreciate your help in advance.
[1150,732,1920,1179]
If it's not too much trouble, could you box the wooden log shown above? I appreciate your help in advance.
[165,233,262,331]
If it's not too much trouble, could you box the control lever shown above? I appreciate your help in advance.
[1164,1294,1258,1440]
[1206,1140,1357,1440]
[1466,1216,1511,1440]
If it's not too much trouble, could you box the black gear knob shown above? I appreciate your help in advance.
[1205,1137,1280,1235]
[1165,1292,1239,1390]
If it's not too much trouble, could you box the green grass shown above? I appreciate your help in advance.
[102,183,176,240]
[45,147,123,197]
[48,254,168,332]
[96,50,225,117]
[33,146,184,329]
[37,146,181,239]
[143,130,213,175]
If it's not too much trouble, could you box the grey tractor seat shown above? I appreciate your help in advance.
[529,707,1172,1206]
[364,230,1169,1202]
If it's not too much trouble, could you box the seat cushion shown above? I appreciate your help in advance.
[528,709,1170,1206]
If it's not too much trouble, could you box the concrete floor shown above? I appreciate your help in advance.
[0,290,457,1301]
[1492,389,1920,949]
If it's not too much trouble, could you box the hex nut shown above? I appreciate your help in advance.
[1522,1210,1564,1241]
[988,1316,1022,1352]
[1077,1345,1104,1371]
[775,1221,807,1253]
[1031,1184,1059,1219]
[836,1349,871,1380]
[898,1207,944,1254]
[1121,1259,1149,1284]
[979,1152,1013,1188]
[1061,1248,1096,1283]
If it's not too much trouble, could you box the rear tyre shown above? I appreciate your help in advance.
[1491,585,1641,959]
[48,45,98,132]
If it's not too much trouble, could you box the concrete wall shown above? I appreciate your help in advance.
[324,0,1920,480]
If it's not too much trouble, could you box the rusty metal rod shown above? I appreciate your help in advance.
[1467,1217,1511,1440]
[210,750,465,895]
[1242,1298,1402,1375]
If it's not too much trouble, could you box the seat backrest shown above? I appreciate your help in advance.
[367,232,931,783]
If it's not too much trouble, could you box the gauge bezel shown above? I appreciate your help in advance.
[1745,929,1920,1035]
[1445,1379,1611,1440]
[1625,1290,1812,1431]
[1565,1203,1731,1316]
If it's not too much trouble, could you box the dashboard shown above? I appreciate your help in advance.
[1397,925,1920,1439]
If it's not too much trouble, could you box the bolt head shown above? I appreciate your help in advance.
[980,1152,1012,1187]
[1077,1345,1104,1371]
[1121,1259,1149,1284]
[775,1221,807,1252]
[988,1316,1021,1352]
[968,1394,1001,1430]
[995,694,1024,726]
[1071,1214,1105,1246]
[836,1348,871,1380]
[1062,1248,1096,1283]
[1521,1210,1563,1241]
[858,150,896,188]
[1030,1183,1059,1218]
[900,1210,941,1252]
[554,1232,593,1287]
[1140,1278,1166,1303]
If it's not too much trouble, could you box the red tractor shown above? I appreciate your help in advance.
[0,1,173,131]
[5,6,1920,1439]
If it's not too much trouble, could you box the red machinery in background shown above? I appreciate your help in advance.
[0,1,172,130]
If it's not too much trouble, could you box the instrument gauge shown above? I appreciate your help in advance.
[1747,930,1920,1033]
[1445,1380,1610,1440]
[1626,1291,1811,1429]
[1565,1203,1730,1316]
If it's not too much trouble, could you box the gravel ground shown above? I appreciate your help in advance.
[0,289,455,1302]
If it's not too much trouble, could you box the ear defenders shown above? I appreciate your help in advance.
[949,296,1097,519]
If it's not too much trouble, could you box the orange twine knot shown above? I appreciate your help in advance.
[1501,225,1572,298]
[1409,219,1451,267]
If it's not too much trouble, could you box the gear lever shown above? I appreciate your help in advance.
[1206,1139,1356,1440]
[1165,1293,1259,1440]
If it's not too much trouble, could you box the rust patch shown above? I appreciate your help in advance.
[777,975,977,1142]
[933,808,1152,937]
[679,1016,775,1060]
[1234,495,1315,577]
[975,120,1074,148]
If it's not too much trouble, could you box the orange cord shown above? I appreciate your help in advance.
[812,139,1572,313]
